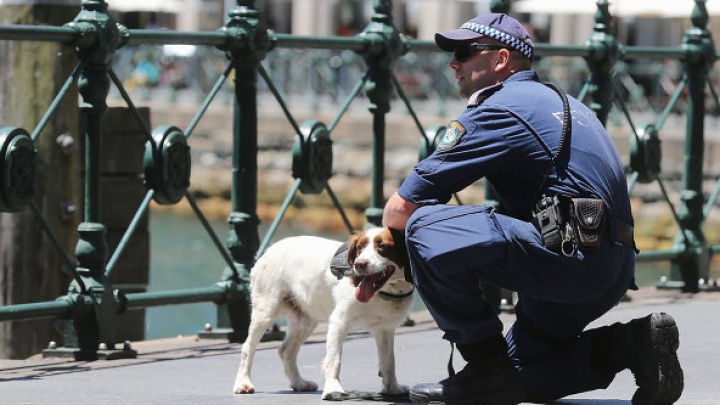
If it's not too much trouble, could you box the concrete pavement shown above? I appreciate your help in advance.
[1,287,718,405]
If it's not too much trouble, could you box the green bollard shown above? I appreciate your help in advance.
[669,0,716,293]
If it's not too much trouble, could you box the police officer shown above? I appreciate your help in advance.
[383,13,683,405]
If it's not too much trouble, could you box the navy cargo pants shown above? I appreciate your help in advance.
[404,204,636,401]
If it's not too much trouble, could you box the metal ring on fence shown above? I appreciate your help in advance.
[629,123,661,184]
[143,125,191,205]
[418,125,446,161]
[0,127,36,212]
[292,120,333,195]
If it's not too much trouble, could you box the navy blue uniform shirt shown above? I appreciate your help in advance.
[399,70,633,231]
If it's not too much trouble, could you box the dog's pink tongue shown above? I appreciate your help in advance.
[356,275,379,303]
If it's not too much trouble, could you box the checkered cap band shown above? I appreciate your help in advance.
[460,21,534,60]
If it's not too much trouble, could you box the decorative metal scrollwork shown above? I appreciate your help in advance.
[292,120,333,195]
[143,125,191,205]
[629,123,662,184]
[0,127,36,212]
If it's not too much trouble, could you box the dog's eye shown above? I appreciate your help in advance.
[377,243,389,252]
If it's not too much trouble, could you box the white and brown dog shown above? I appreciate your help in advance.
[232,227,415,399]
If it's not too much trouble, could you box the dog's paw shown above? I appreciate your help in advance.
[320,389,346,400]
[321,380,345,399]
[233,381,255,394]
[291,378,319,392]
[381,383,410,395]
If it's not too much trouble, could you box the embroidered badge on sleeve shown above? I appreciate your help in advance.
[438,121,466,151]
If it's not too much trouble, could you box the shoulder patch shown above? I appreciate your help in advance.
[438,121,466,151]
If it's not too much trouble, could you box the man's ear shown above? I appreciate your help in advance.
[495,48,512,72]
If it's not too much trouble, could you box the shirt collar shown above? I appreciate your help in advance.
[467,70,539,107]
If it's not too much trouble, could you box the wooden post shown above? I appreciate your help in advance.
[0,3,81,359]
[80,107,150,342]
[79,107,151,344]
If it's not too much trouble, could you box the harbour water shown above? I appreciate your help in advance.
[145,210,680,340]
[146,210,227,339]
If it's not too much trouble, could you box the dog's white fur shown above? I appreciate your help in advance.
[233,227,414,399]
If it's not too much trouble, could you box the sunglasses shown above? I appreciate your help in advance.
[453,43,512,63]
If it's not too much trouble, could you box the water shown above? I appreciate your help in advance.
[145,210,691,340]
[146,211,228,339]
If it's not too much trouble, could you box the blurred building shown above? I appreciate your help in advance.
[109,0,496,40]
[107,0,720,49]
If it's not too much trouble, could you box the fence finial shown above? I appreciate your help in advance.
[489,0,510,14]
[691,0,709,30]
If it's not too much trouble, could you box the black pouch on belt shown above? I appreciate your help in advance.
[570,198,606,249]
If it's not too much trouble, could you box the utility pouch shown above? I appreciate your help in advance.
[531,195,577,257]
[571,198,606,248]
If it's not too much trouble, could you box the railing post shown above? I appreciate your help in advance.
[211,0,269,341]
[61,0,130,359]
[584,0,618,125]
[358,0,405,227]
[671,0,716,292]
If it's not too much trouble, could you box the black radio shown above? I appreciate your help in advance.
[531,195,577,257]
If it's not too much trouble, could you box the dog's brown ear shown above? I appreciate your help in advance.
[388,228,405,248]
[388,228,412,283]
[347,233,363,287]
[347,232,361,267]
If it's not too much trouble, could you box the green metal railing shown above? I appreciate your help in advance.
[0,0,718,360]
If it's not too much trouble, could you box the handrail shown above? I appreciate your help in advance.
[0,24,76,43]
[0,24,712,60]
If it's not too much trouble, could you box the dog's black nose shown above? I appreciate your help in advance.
[353,258,369,271]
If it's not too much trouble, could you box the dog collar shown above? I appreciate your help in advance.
[378,288,415,300]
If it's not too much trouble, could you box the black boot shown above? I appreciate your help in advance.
[593,313,683,405]
[628,313,684,405]
[409,334,525,405]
